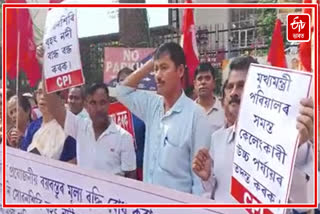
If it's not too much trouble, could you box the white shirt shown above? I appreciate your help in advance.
[27,119,65,160]
[65,110,136,176]
[116,84,212,195]
[203,125,313,205]
[195,97,225,133]
[77,108,90,120]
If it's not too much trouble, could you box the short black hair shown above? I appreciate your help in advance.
[117,67,134,82]
[18,95,32,122]
[19,95,31,113]
[154,42,186,68]
[86,83,109,97]
[184,85,194,98]
[69,86,86,99]
[229,56,258,72]
[194,62,216,80]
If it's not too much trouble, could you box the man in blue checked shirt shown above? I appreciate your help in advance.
[115,42,212,195]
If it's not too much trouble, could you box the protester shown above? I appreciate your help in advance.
[23,92,42,121]
[18,95,33,132]
[194,63,225,132]
[8,95,17,126]
[44,82,137,178]
[67,86,89,120]
[117,67,146,181]
[7,95,34,148]
[21,82,77,162]
[115,42,211,194]
[7,95,19,147]
[192,56,314,207]
[221,80,237,129]
[4,89,15,145]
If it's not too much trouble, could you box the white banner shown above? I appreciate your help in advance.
[43,8,84,93]
[230,64,313,214]
[0,147,243,214]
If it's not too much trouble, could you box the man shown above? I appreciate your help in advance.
[65,86,88,163]
[194,63,225,132]
[67,86,89,120]
[117,67,146,181]
[221,80,237,129]
[45,83,137,178]
[192,56,314,205]
[115,42,211,194]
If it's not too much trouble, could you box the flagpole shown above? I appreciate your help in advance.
[16,31,20,97]
[15,31,20,131]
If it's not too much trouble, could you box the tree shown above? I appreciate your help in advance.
[257,0,277,48]
[118,0,150,47]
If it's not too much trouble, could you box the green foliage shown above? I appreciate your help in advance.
[214,69,223,96]
[257,0,277,48]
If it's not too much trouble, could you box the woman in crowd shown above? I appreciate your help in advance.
[7,95,33,148]
[21,82,76,162]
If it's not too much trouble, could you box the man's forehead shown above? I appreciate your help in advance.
[196,71,212,77]
[86,96,108,102]
[154,54,172,64]
[69,88,81,95]
[228,70,248,81]
[87,90,108,99]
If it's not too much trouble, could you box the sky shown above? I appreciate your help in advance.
[65,0,169,38]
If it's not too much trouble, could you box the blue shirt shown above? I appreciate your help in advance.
[20,117,76,161]
[116,85,212,195]
[132,114,145,168]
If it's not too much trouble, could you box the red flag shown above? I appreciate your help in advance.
[267,19,287,68]
[6,8,18,80]
[6,0,41,87]
[181,0,199,88]
[298,0,312,72]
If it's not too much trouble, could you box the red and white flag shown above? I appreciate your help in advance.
[180,0,199,88]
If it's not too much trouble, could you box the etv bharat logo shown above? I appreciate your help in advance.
[290,16,306,32]
[287,14,311,42]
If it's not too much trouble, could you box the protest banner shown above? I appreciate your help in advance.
[43,8,84,93]
[0,147,241,214]
[108,102,135,138]
[230,64,313,214]
[104,47,156,91]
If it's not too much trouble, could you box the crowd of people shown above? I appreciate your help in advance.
[2,41,317,213]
